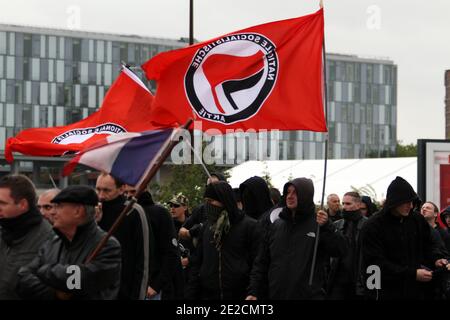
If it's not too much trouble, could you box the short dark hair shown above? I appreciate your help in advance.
[99,172,124,188]
[344,191,361,202]
[0,174,36,206]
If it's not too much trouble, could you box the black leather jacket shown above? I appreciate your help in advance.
[16,220,121,300]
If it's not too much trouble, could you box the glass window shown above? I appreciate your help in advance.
[23,57,30,81]
[6,80,14,103]
[31,82,39,104]
[32,35,40,57]
[58,37,65,59]
[64,85,72,106]
[106,41,112,63]
[141,45,150,61]
[47,106,54,126]
[135,44,141,64]
[89,40,94,61]
[8,33,15,55]
[40,82,48,105]
[48,36,57,59]
[96,63,102,85]
[81,39,89,61]
[72,61,80,83]
[81,85,88,107]
[80,62,88,83]
[14,83,23,104]
[0,103,3,126]
[48,59,54,82]
[0,56,3,78]
[366,64,373,83]
[31,58,40,81]
[88,85,96,108]
[96,40,104,62]
[104,64,112,85]
[15,33,24,57]
[33,105,40,127]
[64,37,72,60]
[112,42,120,63]
[56,84,64,105]
[0,32,6,54]
[98,86,104,104]
[73,38,81,61]
[6,103,14,127]
[64,61,73,83]
[56,60,64,83]
[40,59,49,82]
[120,43,127,61]
[334,81,342,101]
[15,56,23,80]
[6,56,15,79]
[56,106,64,126]
[25,81,31,104]
[88,62,96,84]
[40,35,46,58]
[50,83,56,105]
[0,80,5,102]
[74,84,80,106]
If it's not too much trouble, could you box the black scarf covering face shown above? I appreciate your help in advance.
[0,207,43,246]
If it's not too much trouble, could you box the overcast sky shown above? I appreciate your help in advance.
[1,0,449,144]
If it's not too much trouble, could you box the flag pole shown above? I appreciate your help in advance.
[189,0,194,45]
[309,0,329,286]
[85,118,193,263]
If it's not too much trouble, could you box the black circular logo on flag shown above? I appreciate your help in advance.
[185,33,279,125]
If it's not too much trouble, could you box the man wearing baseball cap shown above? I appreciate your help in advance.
[16,185,122,300]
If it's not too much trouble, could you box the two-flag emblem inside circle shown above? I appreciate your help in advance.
[185,33,279,124]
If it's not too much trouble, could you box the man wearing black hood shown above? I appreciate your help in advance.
[186,181,258,300]
[0,175,53,299]
[361,176,449,300]
[327,192,367,299]
[96,173,150,300]
[239,176,273,220]
[247,178,348,300]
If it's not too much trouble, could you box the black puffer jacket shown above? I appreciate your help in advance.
[16,220,121,300]
[248,178,348,300]
[361,176,445,300]
[186,182,258,300]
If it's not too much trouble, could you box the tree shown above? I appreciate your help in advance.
[261,161,274,188]
[395,141,417,157]
[151,163,229,210]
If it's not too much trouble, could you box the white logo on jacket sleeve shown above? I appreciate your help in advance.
[306,232,316,238]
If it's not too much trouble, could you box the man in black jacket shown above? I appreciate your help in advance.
[16,186,121,300]
[186,181,258,300]
[361,176,449,300]
[327,191,367,300]
[247,178,348,300]
[96,173,149,300]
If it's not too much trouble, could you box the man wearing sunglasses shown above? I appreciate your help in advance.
[37,189,60,225]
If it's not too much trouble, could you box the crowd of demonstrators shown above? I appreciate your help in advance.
[1,171,450,301]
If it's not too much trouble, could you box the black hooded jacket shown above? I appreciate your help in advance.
[239,176,273,220]
[137,191,184,300]
[361,176,445,300]
[186,181,258,300]
[248,178,348,300]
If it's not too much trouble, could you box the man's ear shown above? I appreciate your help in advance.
[18,198,29,212]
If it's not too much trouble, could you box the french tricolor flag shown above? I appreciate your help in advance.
[63,128,175,187]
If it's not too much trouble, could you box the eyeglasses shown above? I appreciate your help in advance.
[37,204,54,210]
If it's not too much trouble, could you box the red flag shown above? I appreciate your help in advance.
[142,9,326,133]
[5,67,160,162]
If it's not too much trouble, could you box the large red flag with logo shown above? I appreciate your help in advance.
[142,8,326,133]
[5,67,159,162]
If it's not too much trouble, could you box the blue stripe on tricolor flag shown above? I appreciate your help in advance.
[110,129,173,186]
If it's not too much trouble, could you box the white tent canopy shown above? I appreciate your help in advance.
[227,157,417,204]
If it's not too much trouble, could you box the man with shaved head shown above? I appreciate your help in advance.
[326,194,342,222]
[37,189,60,224]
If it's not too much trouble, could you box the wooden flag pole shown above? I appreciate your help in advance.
[85,118,193,263]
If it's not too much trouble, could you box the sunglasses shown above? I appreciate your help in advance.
[37,204,54,210]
